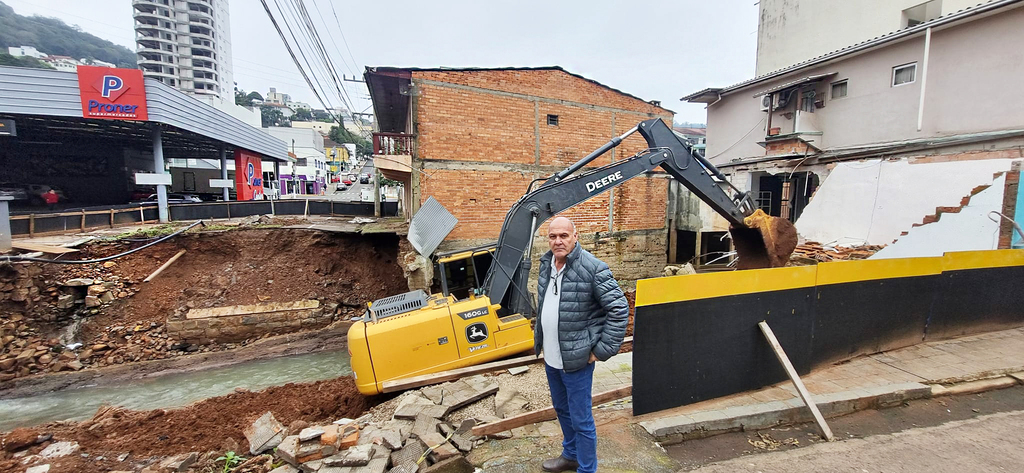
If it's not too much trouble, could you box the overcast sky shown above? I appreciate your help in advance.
[5,0,759,124]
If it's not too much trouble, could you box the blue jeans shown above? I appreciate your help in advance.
[545,362,597,473]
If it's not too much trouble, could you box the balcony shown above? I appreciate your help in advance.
[372,132,414,181]
[135,21,175,35]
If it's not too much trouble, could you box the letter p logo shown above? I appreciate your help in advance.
[101,76,124,98]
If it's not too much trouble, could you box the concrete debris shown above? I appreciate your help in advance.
[394,403,450,420]
[325,443,374,466]
[245,412,287,455]
[663,263,696,277]
[494,387,530,418]
[270,465,300,473]
[506,366,529,376]
[25,465,50,473]
[386,463,419,473]
[419,456,474,473]
[299,427,326,442]
[62,278,94,287]
[389,438,427,468]
[38,441,79,459]
[157,452,197,472]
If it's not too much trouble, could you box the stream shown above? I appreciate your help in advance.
[0,350,351,432]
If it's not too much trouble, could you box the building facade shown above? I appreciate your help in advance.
[366,66,674,281]
[133,0,234,99]
[264,127,328,195]
[756,0,982,75]
[684,0,1024,256]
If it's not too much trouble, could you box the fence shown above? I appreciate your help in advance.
[9,199,399,237]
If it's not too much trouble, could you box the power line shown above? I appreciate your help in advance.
[327,0,361,79]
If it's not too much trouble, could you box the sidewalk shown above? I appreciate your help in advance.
[467,326,1024,472]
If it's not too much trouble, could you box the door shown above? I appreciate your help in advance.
[183,172,196,192]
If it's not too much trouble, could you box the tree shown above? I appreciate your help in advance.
[329,124,372,158]
[0,53,53,69]
[0,3,135,67]
[312,109,332,122]
[247,91,263,103]
[292,108,312,121]
[235,89,264,107]
[261,106,287,127]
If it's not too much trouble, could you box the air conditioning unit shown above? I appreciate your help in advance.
[760,94,777,112]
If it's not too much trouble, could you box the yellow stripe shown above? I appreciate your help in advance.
[942,249,1024,271]
[816,256,943,286]
[635,266,818,307]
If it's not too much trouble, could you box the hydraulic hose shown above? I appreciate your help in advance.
[1,220,203,265]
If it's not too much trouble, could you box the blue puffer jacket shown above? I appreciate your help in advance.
[534,242,630,372]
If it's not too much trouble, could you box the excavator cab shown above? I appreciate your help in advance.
[432,245,496,300]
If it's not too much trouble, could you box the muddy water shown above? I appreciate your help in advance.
[0,350,351,432]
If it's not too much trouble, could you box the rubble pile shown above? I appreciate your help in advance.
[248,374,534,473]
[790,241,885,263]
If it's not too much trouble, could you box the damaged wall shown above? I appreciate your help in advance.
[795,157,1019,246]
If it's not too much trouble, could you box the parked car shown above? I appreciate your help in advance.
[342,177,353,186]
[142,193,203,204]
[0,182,29,201]
[359,173,371,184]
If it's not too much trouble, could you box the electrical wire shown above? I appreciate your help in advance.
[1,221,203,264]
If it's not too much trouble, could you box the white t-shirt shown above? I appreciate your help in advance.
[542,258,565,370]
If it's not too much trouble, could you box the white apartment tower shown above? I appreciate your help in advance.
[133,0,234,99]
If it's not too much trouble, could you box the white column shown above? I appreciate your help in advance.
[0,196,12,252]
[220,145,229,201]
[152,126,169,223]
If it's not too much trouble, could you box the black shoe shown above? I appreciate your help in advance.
[542,456,579,472]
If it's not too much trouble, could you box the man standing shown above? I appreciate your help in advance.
[536,216,629,473]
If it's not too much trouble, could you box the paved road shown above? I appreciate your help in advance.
[687,408,1024,472]
[327,160,374,202]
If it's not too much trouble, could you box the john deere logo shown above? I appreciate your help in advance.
[465,322,489,344]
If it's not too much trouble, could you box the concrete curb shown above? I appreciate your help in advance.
[639,374,1023,445]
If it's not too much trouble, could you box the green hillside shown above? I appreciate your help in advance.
[0,1,136,68]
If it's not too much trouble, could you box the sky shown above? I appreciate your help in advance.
[4,0,760,124]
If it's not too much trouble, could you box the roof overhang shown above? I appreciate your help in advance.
[752,72,836,97]
[681,88,723,104]
[364,67,411,134]
[0,66,290,162]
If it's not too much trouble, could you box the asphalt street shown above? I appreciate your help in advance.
[327,160,374,202]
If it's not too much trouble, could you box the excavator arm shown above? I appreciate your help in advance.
[482,118,793,316]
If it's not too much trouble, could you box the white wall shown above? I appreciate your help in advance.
[757,0,980,75]
[794,158,1017,246]
[871,174,1006,259]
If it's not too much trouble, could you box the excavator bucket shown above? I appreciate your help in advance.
[729,209,798,269]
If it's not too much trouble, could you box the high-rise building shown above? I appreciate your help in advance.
[133,0,234,99]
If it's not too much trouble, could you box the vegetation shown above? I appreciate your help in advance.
[261,106,289,128]
[234,88,264,107]
[0,1,136,67]
[292,108,313,121]
[215,451,245,472]
[329,123,372,158]
[0,52,53,69]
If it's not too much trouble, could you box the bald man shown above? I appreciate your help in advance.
[535,216,629,473]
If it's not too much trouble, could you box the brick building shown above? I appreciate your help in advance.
[365,66,674,281]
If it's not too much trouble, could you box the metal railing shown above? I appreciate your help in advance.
[373,132,414,156]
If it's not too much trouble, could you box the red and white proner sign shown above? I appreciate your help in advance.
[77,65,149,121]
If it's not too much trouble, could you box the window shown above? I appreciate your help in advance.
[547,114,559,126]
[902,0,942,28]
[830,80,848,99]
[892,63,917,86]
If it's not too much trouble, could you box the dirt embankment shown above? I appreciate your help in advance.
[1,227,408,384]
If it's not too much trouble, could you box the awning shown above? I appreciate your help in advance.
[752,72,837,98]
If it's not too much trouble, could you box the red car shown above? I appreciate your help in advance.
[342,177,353,185]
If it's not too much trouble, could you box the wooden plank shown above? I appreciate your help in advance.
[381,336,634,393]
[11,242,79,255]
[472,385,633,437]
[382,354,542,393]
[143,249,187,283]
[757,321,834,441]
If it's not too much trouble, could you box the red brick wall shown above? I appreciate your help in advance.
[414,68,672,248]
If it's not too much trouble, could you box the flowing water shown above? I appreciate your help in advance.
[0,350,351,432]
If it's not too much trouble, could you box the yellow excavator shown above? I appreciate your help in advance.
[348,119,797,395]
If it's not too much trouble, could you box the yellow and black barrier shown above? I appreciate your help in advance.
[632,249,1024,415]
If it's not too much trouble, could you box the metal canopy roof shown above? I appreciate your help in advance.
[752,72,837,98]
[0,65,290,162]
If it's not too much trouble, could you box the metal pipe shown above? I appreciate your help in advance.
[917,27,932,132]
[551,126,638,183]
[220,145,230,202]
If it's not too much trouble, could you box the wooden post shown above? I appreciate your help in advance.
[304,199,309,217]
[80,209,86,232]
[139,205,145,223]
[226,201,231,219]
[270,198,275,216]
[29,214,35,237]
[144,249,187,283]
[109,208,115,228]
[758,321,834,441]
